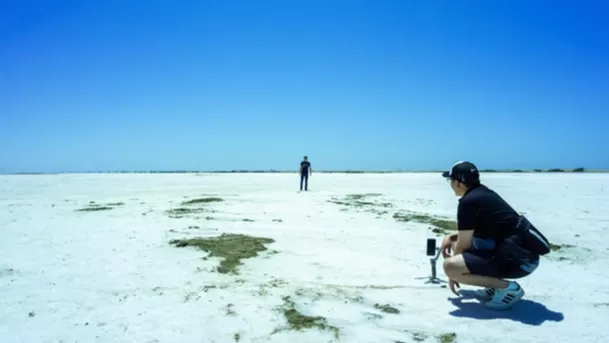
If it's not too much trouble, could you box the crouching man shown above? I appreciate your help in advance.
[440,161,551,310]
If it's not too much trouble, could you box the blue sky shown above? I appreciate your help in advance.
[1,0,607,173]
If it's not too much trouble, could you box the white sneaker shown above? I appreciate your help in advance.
[475,287,496,300]
[485,281,525,310]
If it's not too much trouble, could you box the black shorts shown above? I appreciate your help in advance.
[463,249,539,279]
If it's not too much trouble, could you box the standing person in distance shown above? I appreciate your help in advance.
[299,156,312,191]
[440,161,551,310]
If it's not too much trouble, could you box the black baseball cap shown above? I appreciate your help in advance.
[442,161,480,186]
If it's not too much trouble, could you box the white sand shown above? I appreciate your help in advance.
[1,173,608,343]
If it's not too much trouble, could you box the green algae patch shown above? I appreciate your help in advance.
[396,330,429,342]
[166,207,206,218]
[76,206,114,212]
[411,331,428,341]
[280,296,339,338]
[550,243,575,251]
[328,193,394,218]
[345,193,383,200]
[167,197,223,218]
[75,201,125,212]
[169,233,275,274]
[399,330,454,342]
[181,197,223,205]
[437,332,457,343]
[329,193,393,208]
[374,303,400,314]
[393,211,457,235]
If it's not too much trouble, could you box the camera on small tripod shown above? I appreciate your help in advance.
[417,238,447,285]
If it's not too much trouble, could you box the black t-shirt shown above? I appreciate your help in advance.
[457,184,521,241]
[300,161,311,174]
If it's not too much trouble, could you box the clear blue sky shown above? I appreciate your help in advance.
[1,0,608,173]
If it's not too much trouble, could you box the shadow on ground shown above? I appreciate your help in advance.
[447,290,565,326]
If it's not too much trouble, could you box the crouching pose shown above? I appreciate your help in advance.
[441,161,551,310]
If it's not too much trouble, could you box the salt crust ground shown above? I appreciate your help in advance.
[1,173,608,343]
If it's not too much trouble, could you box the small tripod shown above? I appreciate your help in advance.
[415,238,447,285]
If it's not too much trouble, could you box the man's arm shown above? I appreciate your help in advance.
[309,163,312,176]
[453,198,478,255]
[453,229,474,255]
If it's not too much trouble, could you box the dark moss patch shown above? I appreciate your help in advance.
[76,201,125,212]
[183,292,201,302]
[76,206,114,212]
[437,332,457,343]
[412,331,428,342]
[393,212,456,235]
[328,193,393,209]
[345,193,382,200]
[242,218,255,222]
[225,303,237,316]
[328,193,394,217]
[364,312,383,320]
[269,278,287,287]
[336,200,393,208]
[550,243,575,251]
[181,197,223,205]
[168,198,222,218]
[169,233,275,274]
[233,333,241,342]
[400,330,429,342]
[166,207,206,218]
[280,296,339,338]
[374,303,400,314]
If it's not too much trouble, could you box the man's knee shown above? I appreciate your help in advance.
[443,256,469,278]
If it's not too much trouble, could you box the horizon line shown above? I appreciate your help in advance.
[2,167,608,175]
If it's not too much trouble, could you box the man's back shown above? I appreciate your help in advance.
[458,184,521,240]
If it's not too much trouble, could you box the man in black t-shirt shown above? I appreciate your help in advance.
[299,156,312,191]
[440,161,543,310]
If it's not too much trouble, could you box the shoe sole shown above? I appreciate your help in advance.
[476,295,493,302]
[475,290,495,302]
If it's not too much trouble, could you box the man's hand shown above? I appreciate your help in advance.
[441,235,453,258]
[449,279,460,296]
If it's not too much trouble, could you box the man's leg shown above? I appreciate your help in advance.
[443,254,509,289]
[444,251,526,310]
[304,174,309,191]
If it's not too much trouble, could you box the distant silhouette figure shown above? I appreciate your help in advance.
[299,156,312,191]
